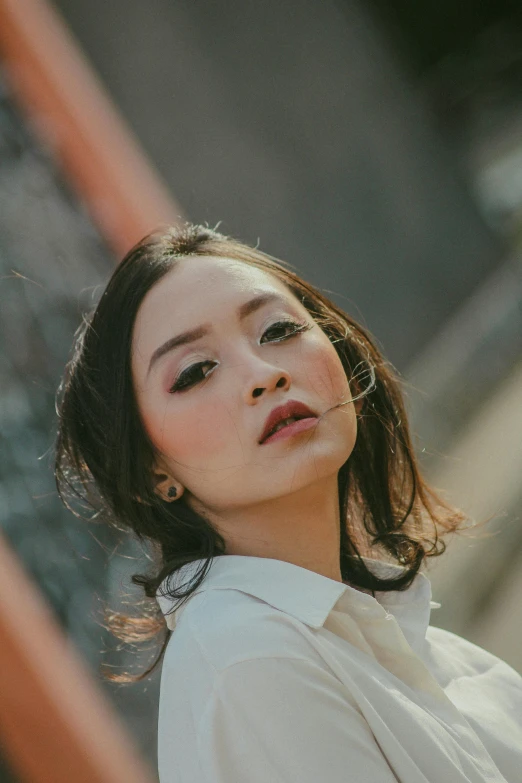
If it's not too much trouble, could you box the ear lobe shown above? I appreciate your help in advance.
[153,472,184,502]
[153,472,170,497]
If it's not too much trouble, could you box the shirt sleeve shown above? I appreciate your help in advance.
[196,656,399,783]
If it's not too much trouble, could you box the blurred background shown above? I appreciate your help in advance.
[0,0,521,779]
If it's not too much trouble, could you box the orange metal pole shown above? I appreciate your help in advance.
[0,0,185,257]
[0,531,158,783]
[0,0,185,779]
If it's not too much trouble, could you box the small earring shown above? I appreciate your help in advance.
[167,486,177,499]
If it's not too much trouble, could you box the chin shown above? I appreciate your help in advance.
[280,435,355,482]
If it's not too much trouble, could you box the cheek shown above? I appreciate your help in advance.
[302,338,350,402]
[141,395,233,460]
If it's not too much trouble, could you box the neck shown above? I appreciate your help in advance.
[208,474,345,583]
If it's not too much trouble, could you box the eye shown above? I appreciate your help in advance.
[260,318,311,343]
[169,361,217,393]
[169,318,312,393]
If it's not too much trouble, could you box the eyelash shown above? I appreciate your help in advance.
[168,318,312,393]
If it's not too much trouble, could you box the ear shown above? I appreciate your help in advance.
[153,471,184,502]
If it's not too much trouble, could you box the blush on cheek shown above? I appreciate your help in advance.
[144,404,231,462]
[307,343,349,403]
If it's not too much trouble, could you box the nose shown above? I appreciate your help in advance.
[244,361,291,403]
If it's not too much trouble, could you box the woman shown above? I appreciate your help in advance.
[55,223,522,782]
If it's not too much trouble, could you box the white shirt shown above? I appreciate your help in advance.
[155,555,522,782]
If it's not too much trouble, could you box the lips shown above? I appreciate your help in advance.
[259,400,318,444]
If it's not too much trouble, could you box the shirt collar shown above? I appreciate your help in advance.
[156,554,440,640]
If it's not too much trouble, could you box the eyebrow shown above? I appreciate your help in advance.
[146,292,288,378]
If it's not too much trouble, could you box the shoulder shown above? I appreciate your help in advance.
[164,587,324,675]
[427,624,506,671]
[158,586,332,774]
[425,624,522,686]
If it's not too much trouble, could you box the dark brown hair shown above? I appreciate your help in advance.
[55,222,469,683]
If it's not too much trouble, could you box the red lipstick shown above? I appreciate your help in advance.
[259,400,318,445]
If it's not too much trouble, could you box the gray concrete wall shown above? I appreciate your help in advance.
[53,0,501,370]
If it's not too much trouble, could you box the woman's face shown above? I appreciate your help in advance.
[131,256,359,516]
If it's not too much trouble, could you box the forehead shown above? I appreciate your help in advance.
[169,254,290,296]
[143,255,296,312]
[132,255,300,348]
